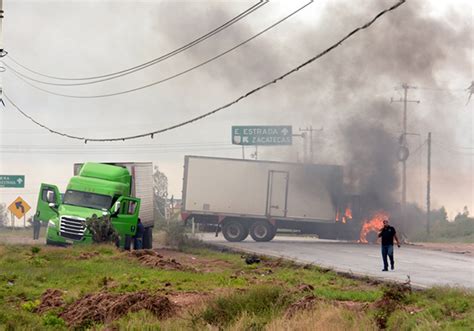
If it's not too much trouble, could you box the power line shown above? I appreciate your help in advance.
[4,1,268,86]
[406,139,427,162]
[5,0,313,98]
[0,146,241,155]
[0,141,230,148]
[432,141,474,156]
[415,86,466,92]
[4,0,407,142]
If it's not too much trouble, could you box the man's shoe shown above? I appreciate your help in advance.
[382,269,388,272]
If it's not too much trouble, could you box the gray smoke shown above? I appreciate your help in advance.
[178,0,472,213]
[340,101,400,211]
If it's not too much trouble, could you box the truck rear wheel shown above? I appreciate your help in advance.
[143,227,153,249]
[250,221,276,242]
[222,221,248,242]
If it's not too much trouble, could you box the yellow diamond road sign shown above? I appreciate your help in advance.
[8,196,31,219]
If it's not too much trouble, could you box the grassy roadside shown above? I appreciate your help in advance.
[0,239,473,330]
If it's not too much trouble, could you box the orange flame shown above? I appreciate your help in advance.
[337,207,353,223]
[345,207,352,219]
[359,210,389,243]
[342,207,353,223]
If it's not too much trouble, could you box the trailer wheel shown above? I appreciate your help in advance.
[250,221,276,242]
[222,221,248,242]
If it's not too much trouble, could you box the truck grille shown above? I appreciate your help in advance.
[60,216,86,241]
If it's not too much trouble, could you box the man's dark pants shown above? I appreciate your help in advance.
[33,220,41,240]
[381,244,394,270]
[133,237,143,250]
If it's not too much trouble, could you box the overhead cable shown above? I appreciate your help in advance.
[4,0,407,142]
[5,0,313,98]
[4,0,268,86]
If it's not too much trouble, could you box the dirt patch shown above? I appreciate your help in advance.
[168,291,212,310]
[36,289,65,314]
[60,291,176,328]
[285,295,318,318]
[128,250,193,271]
[262,258,288,269]
[296,283,315,293]
[334,300,369,311]
[373,281,412,329]
[128,249,236,273]
[77,251,100,260]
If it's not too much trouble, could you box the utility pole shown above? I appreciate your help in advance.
[292,133,306,163]
[299,126,323,163]
[391,84,420,215]
[426,132,431,235]
[0,0,5,106]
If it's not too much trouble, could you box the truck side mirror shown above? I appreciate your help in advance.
[46,190,56,203]
[113,201,121,213]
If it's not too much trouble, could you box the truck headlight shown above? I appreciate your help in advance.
[48,220,56,228]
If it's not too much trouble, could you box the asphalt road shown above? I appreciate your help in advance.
[198,234,474,289]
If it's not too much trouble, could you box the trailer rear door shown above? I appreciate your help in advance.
[266,170,289,218]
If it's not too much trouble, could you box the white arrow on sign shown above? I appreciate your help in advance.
[17,178,23,184]
[281,128,289,135]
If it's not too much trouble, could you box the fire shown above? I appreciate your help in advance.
[336,207,353,224]
[344,207,352,219]
[359,210,389,243]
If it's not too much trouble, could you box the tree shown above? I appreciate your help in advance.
[454,206,471,223]
[431,206,448,224]
[153,166,168,220]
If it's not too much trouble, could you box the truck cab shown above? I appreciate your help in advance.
[36,163,141,247]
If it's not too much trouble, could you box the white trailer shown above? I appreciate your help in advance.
[74,162,155,247]
[181,156,344,242]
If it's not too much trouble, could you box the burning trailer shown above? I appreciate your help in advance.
[181,156,391,242]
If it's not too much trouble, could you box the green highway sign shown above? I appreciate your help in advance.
[232,126,292,146]
[0,175,25,188]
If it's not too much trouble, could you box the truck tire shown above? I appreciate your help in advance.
[250,221,276,242]
[222,221,249,242]
[143,227,153,249]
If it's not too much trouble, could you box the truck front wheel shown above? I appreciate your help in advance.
[222,221,249,242]
[250,221,276,242]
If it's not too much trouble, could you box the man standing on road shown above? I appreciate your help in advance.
[33,215,41,240]
[378,219,400,271]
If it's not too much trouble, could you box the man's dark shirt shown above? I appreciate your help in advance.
[379,226,396,245]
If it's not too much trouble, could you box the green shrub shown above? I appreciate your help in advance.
[198,286,292,328]
[85,214,118,244]
[42,313,66,328]
[21,299,40,312]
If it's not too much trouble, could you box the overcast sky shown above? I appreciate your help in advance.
[0,0,472,221]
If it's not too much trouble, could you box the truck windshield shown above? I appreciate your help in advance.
[63,190,113,210]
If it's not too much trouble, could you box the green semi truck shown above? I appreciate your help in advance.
[35,162,154,248]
